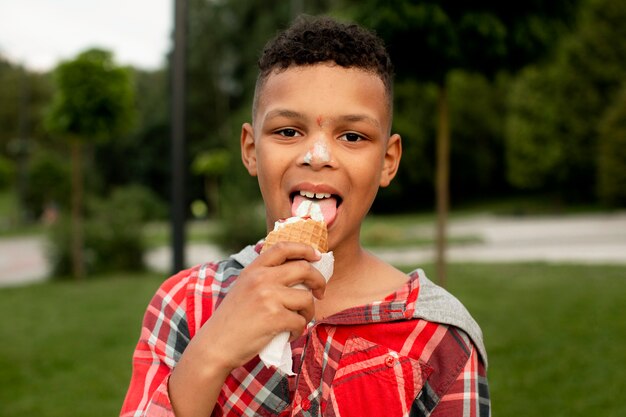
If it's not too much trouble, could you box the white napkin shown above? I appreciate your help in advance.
[259,251,334,375]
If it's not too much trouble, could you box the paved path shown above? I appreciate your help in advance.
[2,212,625,287]
[373,212,626,266]
[0,236,50,287]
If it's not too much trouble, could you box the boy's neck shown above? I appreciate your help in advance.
[328,235,366,281]
[316,238,409,319]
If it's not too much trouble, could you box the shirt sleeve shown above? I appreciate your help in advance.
[120,269,195,417]
[430,344,491,417]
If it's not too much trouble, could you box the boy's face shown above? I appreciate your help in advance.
[241,63,401,250]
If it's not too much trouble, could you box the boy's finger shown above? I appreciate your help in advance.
[272,260,327,297]
[283,312,308,341]
[281,287,315,323]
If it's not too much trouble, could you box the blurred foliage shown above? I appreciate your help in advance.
[376,78,437,210]
[597,84,626,206]
[45,48,137,279]
[192,149,231,177]
[45,49,135,140]
[0,154,15,190]
[23,148,71,218]
[343,0,579,82]
[0,56,52,156]
[192,148,231,218]
[47,184,165,277]
[448,71,510,199]
[506,0,626,202]
[505,65,564,190]
[211,106,267,251]
[1,0,625,259]
[92,68,170,203]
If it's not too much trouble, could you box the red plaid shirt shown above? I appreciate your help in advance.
[121,246,490,417]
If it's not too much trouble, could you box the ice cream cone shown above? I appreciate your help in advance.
[262,218,328,253]
[258,214,334,375]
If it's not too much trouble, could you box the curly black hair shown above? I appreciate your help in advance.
[253,15,394,118]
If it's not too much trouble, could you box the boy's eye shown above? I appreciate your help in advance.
[340,132,364,142]
[276,128,301,137]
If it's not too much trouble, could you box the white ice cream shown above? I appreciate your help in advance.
[274,199,324,231]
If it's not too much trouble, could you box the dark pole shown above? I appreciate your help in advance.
[171,0,187,273]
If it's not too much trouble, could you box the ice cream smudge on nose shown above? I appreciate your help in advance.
[303,140,330,164]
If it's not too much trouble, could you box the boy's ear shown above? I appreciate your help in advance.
[379,133,402,188]
[240,122,257,177]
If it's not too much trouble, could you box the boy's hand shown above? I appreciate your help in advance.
[170,242,326,416]
[182,242,326,373]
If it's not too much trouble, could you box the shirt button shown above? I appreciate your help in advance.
[301,399,311,410]
[385,355,396,367]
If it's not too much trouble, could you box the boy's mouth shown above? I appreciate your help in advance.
[290,190,342,225]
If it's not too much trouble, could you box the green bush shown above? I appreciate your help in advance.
[48,184,166,277]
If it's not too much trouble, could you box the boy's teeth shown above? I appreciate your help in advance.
[299,190,331,199]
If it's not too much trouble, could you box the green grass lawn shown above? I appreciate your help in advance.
[0,264,625,417]
[422,263,626,417]
[0,272,165,417]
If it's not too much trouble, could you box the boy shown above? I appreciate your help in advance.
[121,15,489,417]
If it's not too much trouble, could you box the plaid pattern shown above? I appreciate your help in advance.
[121,249,490,417]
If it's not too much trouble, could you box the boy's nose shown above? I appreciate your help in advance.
[301,139,334,169]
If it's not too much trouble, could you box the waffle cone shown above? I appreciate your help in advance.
[262,218,328,253]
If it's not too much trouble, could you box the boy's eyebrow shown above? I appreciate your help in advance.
[264,109,306,122]
[338,114,381,129]
[264,109,381,129]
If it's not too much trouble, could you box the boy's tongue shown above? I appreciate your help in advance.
[291,194,337,225]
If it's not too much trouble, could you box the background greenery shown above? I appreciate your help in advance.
[0,262,624,416]
[1,0,625,261]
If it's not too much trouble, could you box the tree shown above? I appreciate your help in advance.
[46,49,135,280]
[345,0,578,285]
